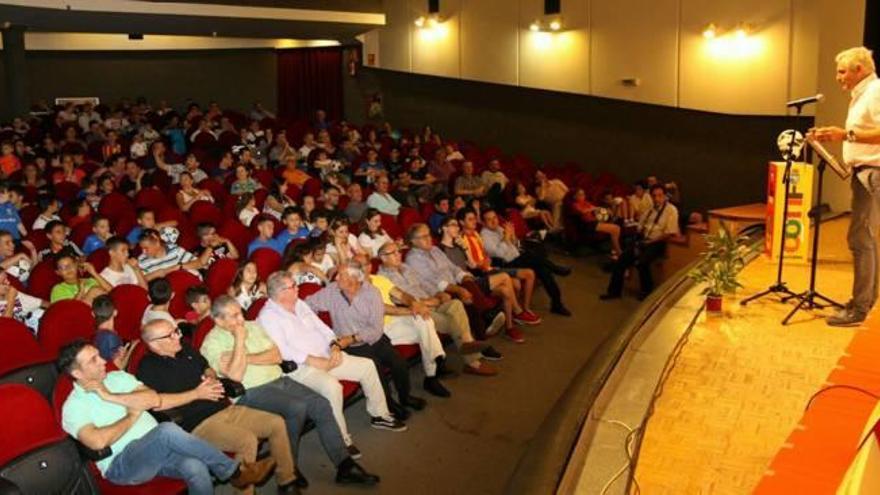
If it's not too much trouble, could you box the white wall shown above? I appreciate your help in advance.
[0,32,339,51]
[371,0,823,116]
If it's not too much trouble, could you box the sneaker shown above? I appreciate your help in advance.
[504,326,526,343]
[336,460,380,485]
[230,457,276,489]
[403,395,426,410]
[423,377,451,398]
[514,310,542,325]
[370,416,408,432]
[827,309,867,327]
[486,312,506,336]
[481,346,503,361]
[463,361,498,376]
[347,444,362,460]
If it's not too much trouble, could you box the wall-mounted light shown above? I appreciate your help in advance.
[702,23,718,39]
[414,16,425,28]
[549,19,562,31]
[734,23,751,39]
[529,21,540,32]
[529,18,564,33]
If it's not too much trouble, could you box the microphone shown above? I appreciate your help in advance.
[786,93,824,108]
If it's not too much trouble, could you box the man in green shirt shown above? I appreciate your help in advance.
[57,339,274,494]
[200,295,380,486]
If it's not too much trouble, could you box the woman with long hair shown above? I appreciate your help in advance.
[357,208,397,258]
[228,261,267,311]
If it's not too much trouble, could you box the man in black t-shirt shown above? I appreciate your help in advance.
[136,319,300,494]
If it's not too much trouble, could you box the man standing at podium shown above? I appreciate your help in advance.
[812,47,880,326]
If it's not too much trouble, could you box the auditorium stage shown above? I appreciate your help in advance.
[567,215,880,494]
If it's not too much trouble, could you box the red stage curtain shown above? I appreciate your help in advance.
[276,47,343,122]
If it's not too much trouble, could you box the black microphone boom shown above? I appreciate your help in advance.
[786,93,824,108]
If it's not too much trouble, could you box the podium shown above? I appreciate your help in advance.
[765,161,814,261]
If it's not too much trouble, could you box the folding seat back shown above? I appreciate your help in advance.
[0,384,97,494]
[245,297,267,321]
[38,300,97,358]
[54,181,80,203]
[188,201,223,227]
[380,213,403,240]
[134,188,168,212]
[27,259,61,301]
[98,192,135,224]
[205,258,239,299]
[192,317,216,350]
[218,219,253,256]
[109,285,150,342]
[86,248,110,274]
[166,270,202,320]
[249,248,281,282]
[0,318,57,399]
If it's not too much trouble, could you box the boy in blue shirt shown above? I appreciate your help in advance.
[247,216,284,256]
[274,206,310,250]
[0,184,26,240]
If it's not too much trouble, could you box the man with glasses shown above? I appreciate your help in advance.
[258,271,402,459]
[136,319,299,495]
[404,223,507,339]
[200,295,380,487]
[304,262,427,418]
[377,242,499,375]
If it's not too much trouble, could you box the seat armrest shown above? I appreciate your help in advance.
[280,360,298,374]
[74,440,111,462]
[0,477,23,495]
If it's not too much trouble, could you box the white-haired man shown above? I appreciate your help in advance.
[258,271,403,458]
[812,47,880,326]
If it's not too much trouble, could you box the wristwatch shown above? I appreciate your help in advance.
[847,129,858,143]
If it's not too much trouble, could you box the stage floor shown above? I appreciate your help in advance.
[593,215,863,494]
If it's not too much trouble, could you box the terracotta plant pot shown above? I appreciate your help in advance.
[706,294,723,313]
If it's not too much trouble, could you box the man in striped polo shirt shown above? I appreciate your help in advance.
[137,229,210,281]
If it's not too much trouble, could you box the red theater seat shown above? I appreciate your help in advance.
[246,297,268,320]
[205,258,239,299]
[38,300,97,358]
[25,259,60,301]
[87,248,110,273]
[192,317,215,350]
[189,200,223,227]
[166,270,202,320]
[218,219,253,256]
[0,384,97,494]
[109,285,150,342]
[0,318,57,399]
[250,248,281,282]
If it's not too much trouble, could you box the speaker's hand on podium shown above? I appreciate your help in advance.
[808,126,846,142]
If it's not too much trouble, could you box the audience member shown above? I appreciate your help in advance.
[100,236,148,288]
[51,253,111,304]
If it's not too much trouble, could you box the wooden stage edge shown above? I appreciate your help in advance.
[630,215,869,494]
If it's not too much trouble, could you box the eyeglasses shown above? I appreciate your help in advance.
[380,249,399,256]
[149,327,182,342]
[412,233,430,240]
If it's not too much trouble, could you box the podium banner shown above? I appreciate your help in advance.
[765,161,813,261]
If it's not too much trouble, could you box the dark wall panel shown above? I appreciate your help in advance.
[345,68,804,213]
[20,49,277,112]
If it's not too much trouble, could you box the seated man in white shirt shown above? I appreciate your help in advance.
[601,184,680,301]
[257,271,398,459]
[365,176,401,216]
[100,236,148,289]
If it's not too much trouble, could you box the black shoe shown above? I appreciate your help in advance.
[435,357,455,377]
[551,304,572,316]
[347,444,362,460]
[481,346,503,361]
[389,400,411,420]
[599,293,622,301]
[827,310,867,327]
[550,264,572,276]
[423,377,451,398]
[278,479,303,495]
[336,460,380,485]
[292,468,308,489]
[370,415,408,432]
[404,395,427,410]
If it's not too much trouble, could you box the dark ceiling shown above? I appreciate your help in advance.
[143,0,383,12]
[0,2,383,42]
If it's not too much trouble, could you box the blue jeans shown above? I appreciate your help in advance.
[105,422,238,495]
[238,376,348,466]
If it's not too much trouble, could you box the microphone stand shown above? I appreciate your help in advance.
[740,103,807,307]
[780,145,843,324]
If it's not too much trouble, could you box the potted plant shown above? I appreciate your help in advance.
[688,222,754,313]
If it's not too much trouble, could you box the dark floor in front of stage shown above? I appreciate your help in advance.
[220,252,639,495]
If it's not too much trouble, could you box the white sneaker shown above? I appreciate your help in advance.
[486,312,506,336]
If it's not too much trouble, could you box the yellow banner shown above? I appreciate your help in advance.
[765,161,813,261]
